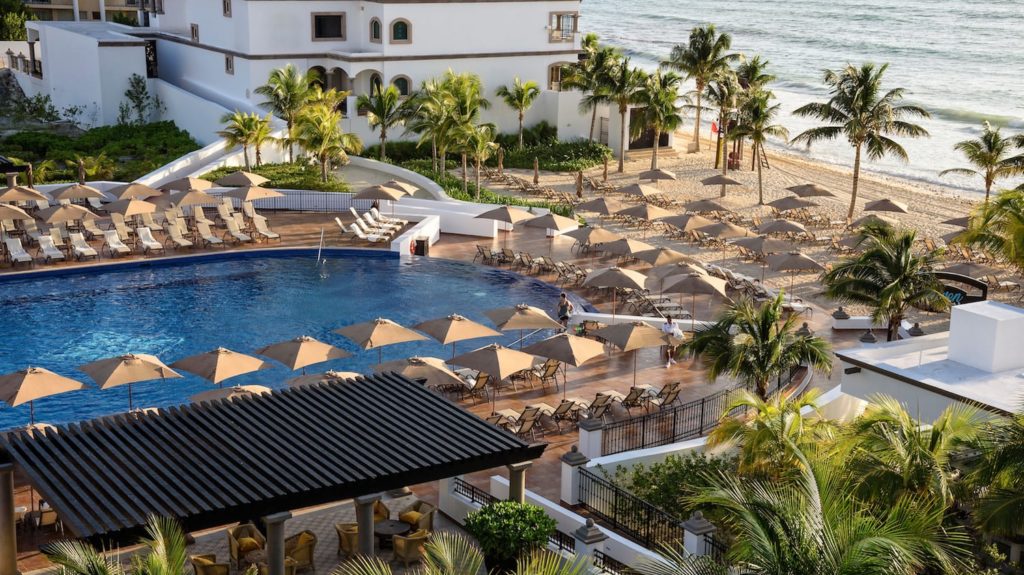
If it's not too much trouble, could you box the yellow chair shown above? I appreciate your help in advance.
[393,530,430,568]
[190,554,229,575]
[373,500,390,522]
[335,523,359,557]
[284,530,317,572]
[228,523,266,569]
[397,500,435,531]
[257,557,297,575]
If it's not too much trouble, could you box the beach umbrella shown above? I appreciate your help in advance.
[0,204,33,222]
[767,251,824,293]
[162,177,213,192]
[562,227,622,252]
[353,184,406,202]
[107,183,161,200]
[663,272,729,332]
[684,199,730,214]
[169,189,219,207]
[414,314,502,360]
[852,213,900,228]
[696,221,751,240]
[0,185,48,203]
[524,212,578,233]
[450,343,537,412]
[521,333,605,400]
[614,203,674,221]
[286,370,363,387]
[51,183,105,202]
[942,262,999,279]
[941,230,964,245]
[701,174,743,186]
[222,185,284,203]
[633,247,700,267]
[600,238,655,258]
[37,204,99,224]
[191,385,272,403]
[941,216,970,228]
[732,235,792,256]
[384,180,419,195]
[767,197,818,212]
[78,353,181,411]
[638,168,677,181]
[0,367,85,424]
[575,198,621,215]
[335,318,428,364]
[255,335,351,372]
[758,219,808,236]
[864,199,909,214]
[616,183,664,200]
[475,205,534,248]
[786,183,836,198]
[661,213,715,234]
[170,347,273,386]
[648,262,708,282]
[590,321,670,386]
[375,356,466,389]
[215,171,269,187]
[583,266,646,320]
[485,304,563,349]
[104,198,157,218]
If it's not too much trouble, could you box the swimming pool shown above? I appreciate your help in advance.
[0,250,589,428]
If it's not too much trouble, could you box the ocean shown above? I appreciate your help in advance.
[581,0,1024,195]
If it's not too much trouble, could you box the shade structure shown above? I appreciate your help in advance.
[285,370,363,387]
[852,213,900,228]
[107,183,161,201]
[475,205,534,225]
[941,216,970,228]
[0,185,48,203]
[616,183,664,199]
[523,212,579,233]
[758,219,808,236]
[638,168,677,181]
[684,199,731,213]
[663,272,729,332]
[645,263,710,293]
[335,317,428,363]
[590,321,670,386]
[633,247,700,267]
[415,313,502,359]
[375,356,465,389]
[767,251,824,293]
[78,353,182,411]
[383,180,419,195]
[731,235,792,256]
[169,189,219,207]
[701,174,743,186]
[696,221,751,240]
[786,183,836,198]
[222,185,285,202]
[170,347,273,386]
[600,238,655,257]
[562,226,622,248]
[614,203,674,221]
[450,343,537,411]
[583,266,647,320]
[942,262,1000,279]
[37,204,99,224]
[864,198,909,213]
[575,198,621,215]
[255,335,351,371]
[485,304,563,331]
[163,177,213,192]
[661,213,715,233]
[190,385,272,403]
[0,203,33,222]
[51,183,105,202]
[521,333,605,399]
[0,367,85,424]
[767,196,818,212]
[104,198,157,218]
[941,230,964,245]
[215,171,270,187]
[353,184,406,202]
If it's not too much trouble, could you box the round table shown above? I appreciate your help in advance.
[373,519,411,549]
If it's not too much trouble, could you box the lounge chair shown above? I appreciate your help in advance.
[49,229,66,253]
[648,389,680,410]
[473,244,497,263]
[224,219,253,243]
[20,219,44,244]
[550,399,581,432]
[87,197,107,212]
[196,222,225,248]
[193,206,216,226]
[398,500,435,531]
[82,219,105,240]
[140,212,164,232]
[354,219,391,239]
[349,223,388,243]
[110,213,134,240]
[4,237,33,266]
[216,201,235,223]
[283,530,316,573]
[349,207,389,233]
[227,523,266,570]
[509,417,540,440]
[371,207,408,226]
[69,233,98,260]
[532,359,560,391]
[102,230,131,257]
[985,274,1020,292]
[36,235,66,263]
[374,500,390,522]
[242,201,267,225]
[334,217,350,236]
[621,386,651,415]
[253,217,280,242]
[363,211,401,232]
[136,227,165,254]
[459,371,490,403]
[165,223,194,249]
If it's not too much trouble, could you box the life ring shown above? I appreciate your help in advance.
[409,241,416,255]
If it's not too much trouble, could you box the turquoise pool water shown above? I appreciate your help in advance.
[0,251,587,428]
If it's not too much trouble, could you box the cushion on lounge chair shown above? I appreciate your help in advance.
[192,557,214,566]
[296,531,315,548]
[238,537,261,554]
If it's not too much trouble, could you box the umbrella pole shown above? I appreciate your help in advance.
[692,293,696,334]
[29,400,34,426]
[520,329,524,350]
[633,351,638,387]
[378,347,383,365]
[128,383,133,412]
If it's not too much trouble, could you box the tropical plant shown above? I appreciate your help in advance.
[610,452,737,519]
[65,154,116,181]
[463,501,557,572]
[357,83,412,160]
[406,78,453,173]
[44,515,188,575]
[296,104,363,181]
[939,121,1024,203]
[684,293,833,399]
[562,39,619,142]
[821,222,948,341]
[970,407,1024,537]
[217,110,269,171]
[635,70,685,170]
[255,64,317,162]
[496,77,542,150]
[955,188,1024,272]
[665,25,738,152]
[604,58,647,173]
[703,70,741,175]
[735,55,776,92]
[730,90,788,204]
[793,63,931,220]
[462,123,499,200]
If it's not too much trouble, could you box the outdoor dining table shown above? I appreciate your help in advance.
[374,519,411,549]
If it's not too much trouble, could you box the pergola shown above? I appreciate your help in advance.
[0,373,545,575]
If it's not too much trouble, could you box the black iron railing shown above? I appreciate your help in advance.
[577,467,685,549]
[451,477,497,506]
[593,550,632,575]
[549,529,576,554]
[704,533,728,565]
[245,190,378,214]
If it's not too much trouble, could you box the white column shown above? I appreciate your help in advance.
[577,418,604,459]
[560,445,588,505]
[506,461,532,503]
[682,511,717,556]
[99,0,107,22]
[354,493,381,556]
[0,464,16,575]
[72,0,81,21]
[572,518,607,559]
[262,511,291,575]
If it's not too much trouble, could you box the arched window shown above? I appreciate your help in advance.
[392,76,411,96]
[369,18,381,42]
[390,19,411,43]
[370,73,383,95]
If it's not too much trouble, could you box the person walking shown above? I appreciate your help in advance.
[662,315,682,368]
[557,293,575,331]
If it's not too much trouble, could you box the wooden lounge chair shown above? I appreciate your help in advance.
[648,389,680,410]
[532,359,560,391]
[216,201,235,224]
[69,233,98,260]
[460,371,490,403]
[36,235,65,263]
[510,417,540,440]
[621,386,651,415]
[5,237,33,266]
[985,274,1021,292]
[196,222,226,248]
[193,206,216,226]
[140,212,164,232]
[136,227,165,254]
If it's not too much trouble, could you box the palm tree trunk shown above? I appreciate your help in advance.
[756,378,768,401]
[984,181,992,204]
[714,110,723,169]
[589,107,597,141]
[320,157,328,182]
[379,128,387,161]
[847,143,863,221]
[475,157,482,201]
[461,153,468,195]
[518,112,525,150]
[286,119,294,163]
[650,130,660,170]
[243,145,251,171]
[618,105,627,173]
[431,139,438,173]
[692,88,702,151]
[756,146,764,205]
[255,143,262,168]
[887,315,901,342]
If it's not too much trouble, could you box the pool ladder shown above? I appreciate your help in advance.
[316,228,328,276]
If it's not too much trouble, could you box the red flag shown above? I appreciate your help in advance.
[711,122,718,134]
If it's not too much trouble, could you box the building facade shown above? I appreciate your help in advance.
[22,0,142,23]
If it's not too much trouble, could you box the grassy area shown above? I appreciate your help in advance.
[364,135,611,173]
[200,162,350,193]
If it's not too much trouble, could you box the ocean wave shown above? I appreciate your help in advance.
[928,107,1024,130]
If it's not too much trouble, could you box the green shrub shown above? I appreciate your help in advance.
[463,501,556,572]
[362,140,428,164]
[608,452,738,519]
[494,120,558,150]
[498,139,611,172]
[200,162,350,193]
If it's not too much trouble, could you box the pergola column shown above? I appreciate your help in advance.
[507,461,532,503]
[72,0,80,21]
[262,511,291,575]
[354,493,381,556]
[0,464,17,575]
[98,0,107,22]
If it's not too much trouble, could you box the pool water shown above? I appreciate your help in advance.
[0,252,588,428]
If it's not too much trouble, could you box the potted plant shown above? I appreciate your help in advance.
[463,501,557,573]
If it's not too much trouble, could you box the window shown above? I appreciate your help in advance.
[224,54,234,75]
[390,19,411,44]
[369,18,381,43]
[392,76,410,96]
[190,23,199,42]
[222,0,231,17]
[548,62,573,91]
[312,13,345,40]
[370,73,383,95]
[548,12,578,42]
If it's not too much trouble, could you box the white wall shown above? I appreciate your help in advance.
[153,78,235,145]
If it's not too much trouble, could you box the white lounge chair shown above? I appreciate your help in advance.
[69,233,97,260]
[355,218,392,239]
[49,229,66,253]
[349,224,388,243]
[242,202,267,225]
[37,235,66,263]
[371,207,408,226]
[81,219,105,240]
[110,214,134,241]
[216,202,235,223]
[20,219,44,244]
[349,208,391,233]
[102,229,131,257]
[192,206,215,226]
[165,222,194,249]
[253,218,280,242]
[87,197,107,212]
[140,212,164,232]
[335,217,351,236]
[225,219,252,243]
[136,227,165,254]
[363,212,401,232]
[196,222,225,247]
[4,237,32,266]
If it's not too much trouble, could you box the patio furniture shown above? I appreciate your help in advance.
[398,500,435,531]
[37,508,63,534]
[373,499,390,522]
[393,530,430,567]
[257,558,297,575]
[532,359,561,391]
[335,523,358,557]
[284,530,317,572]
[190,554,230,575]
[228,523,266,569]
[374,519,411,549]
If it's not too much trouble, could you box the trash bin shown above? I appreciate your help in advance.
[414,238,429,256]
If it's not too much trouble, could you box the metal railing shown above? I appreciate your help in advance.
[244,190,376,214]
[704,533,728,565]
[577,467,685,549]
[451,477,497,506]
[593,550,632,575]
[549,529,576,554]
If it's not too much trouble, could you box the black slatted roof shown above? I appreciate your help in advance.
[0,373,545,542]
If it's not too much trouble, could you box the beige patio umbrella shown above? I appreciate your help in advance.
[475,205,534,248]
[562,227,622,252]
[767,251,824,293]
[255,335,351,373]
[702,174,743,197]
[663,272,729,332]
[696,221,750,240]
[638,168,677,181]
[864,199,909,214]
[0,204,33,223]
[684,199,731,214]
[575,198,621,215]
[601,238,655,258]
[415,313,502,360]
[583,266,647,320]
[222,185,285,203]
[767,197,818,212]
[353,184,406,202]
[521,332,605,400]
[375,356,465,389]
[940,230,963,245]
[78,353,182,411]
[786,183,836,198]
[732,235,791,256]
[524,213,578,233]
[335,318,428,363]
[941,216,970,228]
[450,343,537,412]
[616,183,664,200]
[215,171,270,187]
[757,219,808,236]
[485,304,563,349]
[51,183,105,202]
[286,370,364,387]
[107,183,161,201]
[169,189,219,207]
[170,347,273,386]
[383,180,419,195]
[590,321,671,386]
[852,213,900,228]
[633,247,700,267]
[661,213,715,234]
[0,367,86,424]
[37,204,99,224]
[163,177,213,192]
[104,198,157,218]
[0,185,47,203]
[191,385,272,403]
[646,262,710,295]
[614,203,674,221]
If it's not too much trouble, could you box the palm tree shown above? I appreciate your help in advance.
[296,104,363,181]
[604,58,647,173]
[255,64,317,163]
[407,78,453,173]
[44,515,188,575]
[666,24,738,152]
[956,188,1024,272]
[821,222,948,341]
[496,77,541,150]
[939,121,1024,203]
[971,408,1024,537]
[251,114,273,168]
[635,70,685,171]
[730,91,788,204]
[217,111,266,171]
[703,71,741,177]
[735,55,776,92]
[684,293,833,400]
[357,83,412,161]
[562,42,619,142]
[463,123,499,200]
[793,63,931,220]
